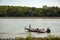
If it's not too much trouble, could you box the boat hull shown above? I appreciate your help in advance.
[25,28,47,33]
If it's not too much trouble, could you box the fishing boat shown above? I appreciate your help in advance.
[25,24,51,33]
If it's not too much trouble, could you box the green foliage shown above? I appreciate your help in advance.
[0,36,60,40]
[0,6,60,17]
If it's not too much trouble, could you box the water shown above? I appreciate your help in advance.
[0,17,60,38]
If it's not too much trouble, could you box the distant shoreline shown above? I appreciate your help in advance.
[0,6,60,18]
[0,17,60,19]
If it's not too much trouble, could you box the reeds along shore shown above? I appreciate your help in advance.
[0,36,60,40]
[0,33,60,40]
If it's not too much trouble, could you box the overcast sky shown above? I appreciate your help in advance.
[0,0,60,7]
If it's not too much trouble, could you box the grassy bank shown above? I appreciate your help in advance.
[0,31,60,40]
[15,37,60,40]
[15,35,60,40]
[0,36,60,40]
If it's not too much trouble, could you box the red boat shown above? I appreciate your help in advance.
[25,24,51,33]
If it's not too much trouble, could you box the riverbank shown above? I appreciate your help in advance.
[0,17,60,19]
[0,36,60,40]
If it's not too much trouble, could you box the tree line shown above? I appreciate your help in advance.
[0,6,60,17]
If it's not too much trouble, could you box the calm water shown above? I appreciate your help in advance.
[0,17,60,38]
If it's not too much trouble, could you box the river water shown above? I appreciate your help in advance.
[0,17,60,38]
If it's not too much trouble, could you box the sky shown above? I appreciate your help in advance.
[0,0,60,8]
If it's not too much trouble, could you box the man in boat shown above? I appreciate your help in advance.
[35,28,39,31]
[35,28,45,32]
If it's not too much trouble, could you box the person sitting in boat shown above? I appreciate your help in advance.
[46,27,51,33]
[37,28,39,30]
[40,28,45,32]
[42,28,44,31]
[35,28,39,31]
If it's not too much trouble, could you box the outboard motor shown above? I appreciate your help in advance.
[47,28,51,33]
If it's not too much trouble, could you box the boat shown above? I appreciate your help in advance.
[25,24,51,33]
